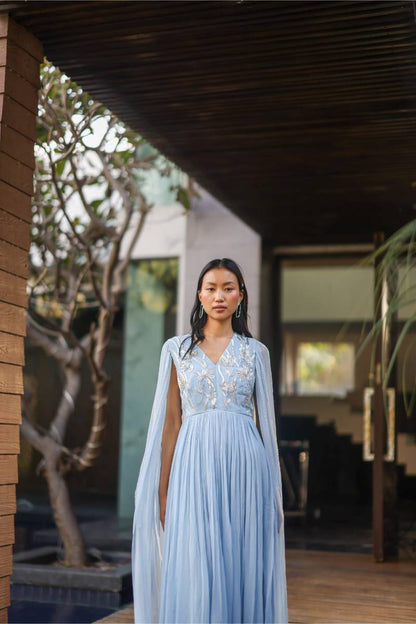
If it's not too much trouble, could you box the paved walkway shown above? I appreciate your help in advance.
[96,548,416,623]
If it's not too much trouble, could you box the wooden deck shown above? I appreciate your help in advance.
[96,549,416,623]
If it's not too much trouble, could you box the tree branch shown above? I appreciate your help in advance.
[68,154,116,237]
[26,314,73,365]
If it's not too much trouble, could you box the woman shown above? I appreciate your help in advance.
[132,258,288,623]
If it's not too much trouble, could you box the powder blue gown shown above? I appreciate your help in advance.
[132,332,288,624]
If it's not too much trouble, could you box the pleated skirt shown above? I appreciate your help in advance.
[159,409,280,623]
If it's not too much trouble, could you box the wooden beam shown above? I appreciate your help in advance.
[0,38,40,88]
[0,121,35,169]
[0,546,12,578]
[0,488,15,516]
[0,152,34,195]
[0,14,43,62]
[0,363,23,395]
[0,394,21,425]
[0,66,39,113]
[0,516,14,548]
[0,577,9,612]
[0,208,31,250]
[0,426,19,455]
[0,95,37,143]
[0,331,25,366]
[0,301,26,337]
[0,456,18,485]
[0,240,28,279]
[0,544,13,616]
[0,181,31,223]
[0,269,27,307]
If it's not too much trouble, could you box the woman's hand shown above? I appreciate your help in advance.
[160,493,167,530]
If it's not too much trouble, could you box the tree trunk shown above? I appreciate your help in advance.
[43,439,87,566]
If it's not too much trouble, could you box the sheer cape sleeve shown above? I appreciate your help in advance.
[131,338,172,623]
[132,336,288,624]
[254,338,288,623]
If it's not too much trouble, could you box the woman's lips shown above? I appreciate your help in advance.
[213,307,226,310]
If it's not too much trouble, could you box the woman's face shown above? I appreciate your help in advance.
[198,268,243,321]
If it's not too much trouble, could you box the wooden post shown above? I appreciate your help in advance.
[259,244,282,418]
[372,232,398,562]
[272,254,283,421]
[0,14,42,621]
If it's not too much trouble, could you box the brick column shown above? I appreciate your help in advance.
[0,14,42,621]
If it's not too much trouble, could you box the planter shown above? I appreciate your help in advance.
[12,546,132,608]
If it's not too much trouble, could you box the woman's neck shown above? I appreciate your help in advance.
[202,321,234,338]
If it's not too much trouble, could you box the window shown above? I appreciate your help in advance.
[280,261,364,398]
[296,341,355,397]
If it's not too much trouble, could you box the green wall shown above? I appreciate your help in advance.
[118,259,177,521]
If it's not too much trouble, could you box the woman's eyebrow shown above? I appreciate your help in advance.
[205,281,235,286]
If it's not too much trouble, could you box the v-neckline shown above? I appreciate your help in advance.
[193,332,235,367]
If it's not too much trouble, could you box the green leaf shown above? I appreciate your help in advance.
[176,186,191,211]
[54,159,66,177]
[90,199,103,214]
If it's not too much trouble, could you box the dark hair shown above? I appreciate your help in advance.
[180,258,252,359]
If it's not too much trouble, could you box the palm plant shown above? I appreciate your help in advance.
[356,220,416,418]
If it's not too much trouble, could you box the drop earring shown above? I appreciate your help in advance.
[199,303,204,318]
[235,302,241,318]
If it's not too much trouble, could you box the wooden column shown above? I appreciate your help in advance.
[372,232,398,562]
[0,14,42,621]
[259,245,283,424]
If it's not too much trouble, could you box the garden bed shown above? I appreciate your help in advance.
[12,546,132,608]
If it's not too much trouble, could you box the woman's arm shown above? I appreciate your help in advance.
[159,360,182,530]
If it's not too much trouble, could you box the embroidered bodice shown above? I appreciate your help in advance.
[166,333,256,420]
[133,331,286,623]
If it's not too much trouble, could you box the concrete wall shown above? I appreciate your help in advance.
[121,202,187,261]
[283,265,416,322]
[178,186,261,338]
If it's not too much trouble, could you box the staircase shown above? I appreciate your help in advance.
[279,412,372,519]
[280,395,416,476]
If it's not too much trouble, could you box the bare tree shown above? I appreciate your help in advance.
[23,62,190,566]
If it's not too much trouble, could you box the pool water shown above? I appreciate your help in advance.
[9,600,116,623]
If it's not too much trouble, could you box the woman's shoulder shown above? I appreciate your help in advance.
[162,333,192,350]
[165,333,191,342]
[241,334,270,356]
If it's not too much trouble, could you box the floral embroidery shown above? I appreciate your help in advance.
[221,349,235,367]
[170,334,255,418]
[221,378,238,407]
[195,360,217,409]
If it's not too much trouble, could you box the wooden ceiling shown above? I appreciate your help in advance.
[3,0,416,246]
